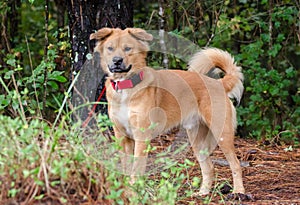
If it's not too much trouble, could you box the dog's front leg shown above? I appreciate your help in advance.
[120,136,135,175]
[112,126,135,175]
[129,140,148,184]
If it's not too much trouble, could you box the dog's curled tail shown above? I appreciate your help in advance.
[188,48,244,104]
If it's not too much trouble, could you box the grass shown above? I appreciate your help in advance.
[0,109,244,204]
[0,115,107,203]
[0,113,190,204]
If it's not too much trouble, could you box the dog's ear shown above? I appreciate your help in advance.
[90,28,113,41]
[127,28,153,42]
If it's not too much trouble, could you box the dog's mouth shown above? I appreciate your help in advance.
[108,56,132,73]
[108,64,132,73]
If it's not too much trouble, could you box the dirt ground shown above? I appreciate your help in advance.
[155,136,300,205]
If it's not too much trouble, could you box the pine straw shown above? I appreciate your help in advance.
[170,138,300,204]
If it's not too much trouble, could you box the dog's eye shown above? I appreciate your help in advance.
[107,46,114,51]
[124,47,132,52]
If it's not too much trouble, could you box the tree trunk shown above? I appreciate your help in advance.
[7,0,21,49]
[0,0,21,99]
[67,0,133,127]
[158,0,168,69]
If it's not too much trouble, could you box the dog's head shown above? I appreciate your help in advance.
[90,28,153,79]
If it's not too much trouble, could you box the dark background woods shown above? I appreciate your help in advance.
[0,0,299,142]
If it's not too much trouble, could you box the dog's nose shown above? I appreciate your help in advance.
[112,56,123,65]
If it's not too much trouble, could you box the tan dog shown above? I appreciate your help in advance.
[90,28,245,195]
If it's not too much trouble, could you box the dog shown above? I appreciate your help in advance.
[90,28,245,196]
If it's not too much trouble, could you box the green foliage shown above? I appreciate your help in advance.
[123,159,192,204]
[0,45,68,117]
[0,0,69,118]
[0,0,71,120]
[0,114,216,204]
[0,115,108,203]
[1,0,299,142]
[232,3,300,142]
[140,0,300,142]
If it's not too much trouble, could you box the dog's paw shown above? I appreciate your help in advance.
[227,193,254,201]
[123,188,138,198]
[191,190,210,198]
[129,176,137,185]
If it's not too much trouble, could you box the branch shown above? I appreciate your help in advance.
[43,0,49,116]
[206,1,225,47]
[159,0,168,69]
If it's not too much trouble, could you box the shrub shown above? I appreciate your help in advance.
[208,2,300,142]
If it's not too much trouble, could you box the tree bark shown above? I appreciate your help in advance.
[0,0,21,97]
[67,0,133,127]
[67,0,133,72]
[54,0,66,29]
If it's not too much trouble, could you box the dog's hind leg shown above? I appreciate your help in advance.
[218,133,245,194]
[186,123,218,195]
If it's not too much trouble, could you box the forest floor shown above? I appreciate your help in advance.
[2,130,299,205]
[149,133,300,205]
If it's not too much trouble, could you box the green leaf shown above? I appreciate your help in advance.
[54,75,67,83]
[50,180,61,186]
[8,188,19,198]
[0,95,10,108]
[184,159,195,166]
[47,81,59,90]
[269,87,279,96]
[192,177,201,187]
[6,58,16,67]
[48,71,67,82]
[285,67,295,78]
[34,194,44,200]
[4,70,14,79]
[161,171,170,178]
[35,179,44,186]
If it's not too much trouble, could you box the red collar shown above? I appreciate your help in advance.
[111,71,144,91]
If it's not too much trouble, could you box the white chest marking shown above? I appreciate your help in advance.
[112,93,132,136]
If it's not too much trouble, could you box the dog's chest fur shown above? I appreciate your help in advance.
[109,92,133,135]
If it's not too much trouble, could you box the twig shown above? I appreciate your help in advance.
[39,135,51,196]
[206,1,225,47]
[146,10,156,27]
[296,1,300,43]
[42,0,49,116]
[1,12,11,52]
[25,35,42,117]
[11,73,27,125]
[0,77,10,94]
[53,70,81,128]
[158,0,168,69]
[268,0,274,70]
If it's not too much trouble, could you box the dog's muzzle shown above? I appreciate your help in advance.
[108,56,132,73]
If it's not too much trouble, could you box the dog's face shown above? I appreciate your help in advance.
[90,28,153,79]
